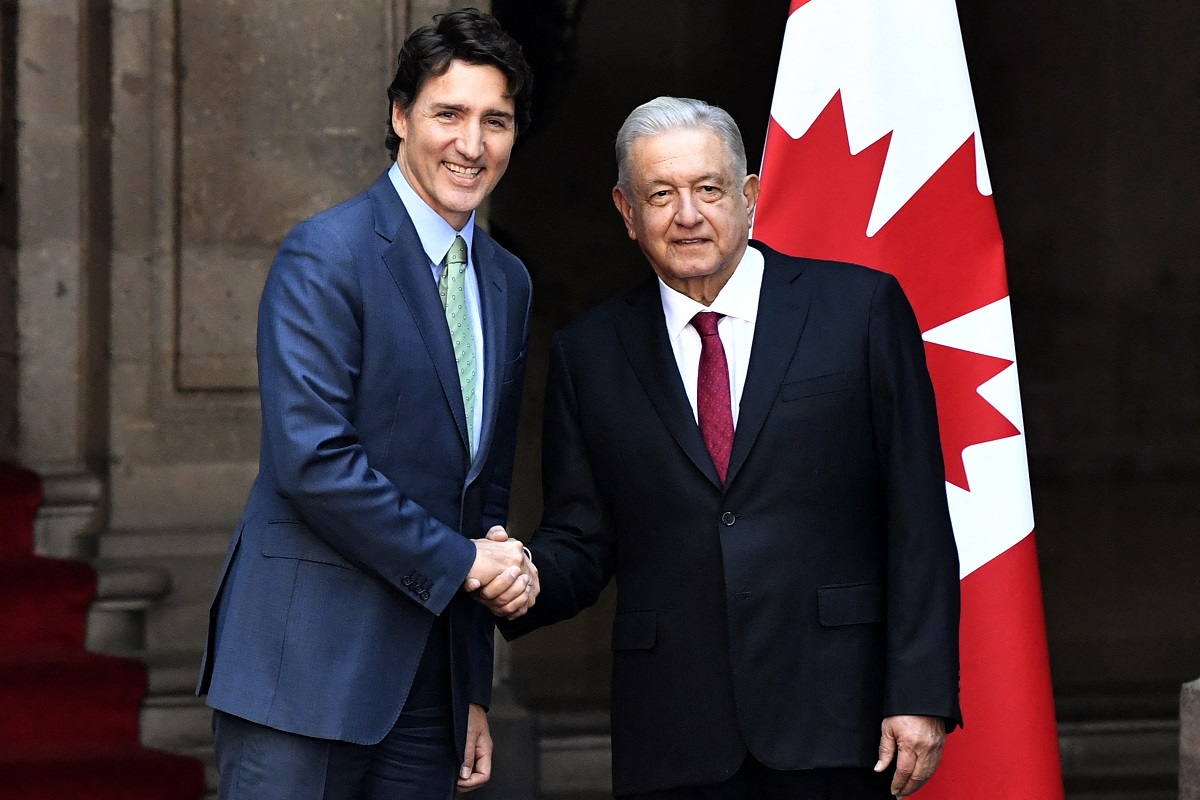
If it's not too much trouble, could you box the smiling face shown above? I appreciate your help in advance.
[613,127,760,305]
[392,60,516,230]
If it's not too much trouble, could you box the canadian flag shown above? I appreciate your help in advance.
[753,1,1063,798]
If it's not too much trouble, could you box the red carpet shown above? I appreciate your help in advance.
[0,463,206,800]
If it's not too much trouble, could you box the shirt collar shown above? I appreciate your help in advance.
[658,244,764,342]
[388,162,475,266]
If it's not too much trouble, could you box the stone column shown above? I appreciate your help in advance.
[15,0,109,557]
[1182,679,1200,799]
[0,1,16,465]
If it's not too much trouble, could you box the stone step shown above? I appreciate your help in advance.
[531,707,1181,797]
[1060,718,1179,785]
[140,650,216,796]
[138,650,211,753]
[86,560,171,653]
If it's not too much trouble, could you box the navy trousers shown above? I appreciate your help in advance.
[213,620,458,800]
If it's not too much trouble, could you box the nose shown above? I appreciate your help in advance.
[456,123,484,160]
[674,193,702,227]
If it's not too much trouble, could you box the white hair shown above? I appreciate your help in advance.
[615,96,748,192]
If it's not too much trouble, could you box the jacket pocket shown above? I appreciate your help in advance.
[261,520,362,572]
[780,371,852,401]
[501,349,527,385]
[611,609,657,651]
[817,582,884,626]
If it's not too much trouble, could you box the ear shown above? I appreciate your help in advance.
[612,185,637,240]
[391,100,409,143]
[741,174,761,220]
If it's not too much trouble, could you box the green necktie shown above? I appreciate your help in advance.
[439,235,477,455]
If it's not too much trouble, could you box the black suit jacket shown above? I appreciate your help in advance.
[503,242,960,797]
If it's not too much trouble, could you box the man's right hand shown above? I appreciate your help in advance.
[464,527,538,618]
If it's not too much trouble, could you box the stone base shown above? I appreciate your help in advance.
[33,469,104,559]
[1181,679,1200,799]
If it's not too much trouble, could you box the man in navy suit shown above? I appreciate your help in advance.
[197,10,538,799]
[489,97,961,799]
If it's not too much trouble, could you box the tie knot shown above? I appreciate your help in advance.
[446,235,468,270]
[692,311,724,337]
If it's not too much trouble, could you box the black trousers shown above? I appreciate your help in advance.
[622,755,893,800]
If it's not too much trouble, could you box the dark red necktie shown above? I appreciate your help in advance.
[692,311,734,483]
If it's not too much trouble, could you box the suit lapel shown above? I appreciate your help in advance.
[467,233,507,482]
[725,244,811,486]
[617,281,723,488]
[371,176,471,455]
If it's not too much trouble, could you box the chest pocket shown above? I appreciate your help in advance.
[780,371,852,401]
[501,349,527,385]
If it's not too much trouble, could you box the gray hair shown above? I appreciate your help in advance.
[615,96,748,193]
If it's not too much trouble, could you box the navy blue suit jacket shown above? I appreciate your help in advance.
[502,242,959,796]
[198,171,531,752]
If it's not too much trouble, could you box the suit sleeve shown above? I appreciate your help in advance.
[257,217,476,616]
[499,332,616,640]
[868,273,963,729]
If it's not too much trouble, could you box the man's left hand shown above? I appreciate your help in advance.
[874,714,945,797]
[458,703,492,792]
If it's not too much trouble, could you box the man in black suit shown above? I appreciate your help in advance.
[484,96,960,799]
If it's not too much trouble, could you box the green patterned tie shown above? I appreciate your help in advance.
[439,235,476,455]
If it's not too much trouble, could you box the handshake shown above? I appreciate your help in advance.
[463,526,539,620]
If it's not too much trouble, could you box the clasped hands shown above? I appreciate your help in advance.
[464,526,539,619]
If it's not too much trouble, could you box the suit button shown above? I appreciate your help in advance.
[721,512,736,526]
[402,576,413,587]
[421,590,431,600]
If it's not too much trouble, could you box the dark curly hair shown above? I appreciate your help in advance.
[385,8,533,159]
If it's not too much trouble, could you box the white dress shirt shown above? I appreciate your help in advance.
[389,162,485,453]
[658,245,765,427]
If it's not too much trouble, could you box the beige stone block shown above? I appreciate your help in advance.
[176,246,269,391]
[109,361,153,422]
[109,460,257,530]
[17,135,82,242]
[1182,679,1200,799]
[119,416,260,467]
[178,0,391,250]
[16,4,80,133]
[17,240,82,347]
[109,1,156,255]
[109,253,156,361]
[18,240,84,467]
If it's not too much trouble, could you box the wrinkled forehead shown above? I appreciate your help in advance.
[629,127,740,185]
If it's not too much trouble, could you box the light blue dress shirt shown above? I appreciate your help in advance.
[388,163,485,455]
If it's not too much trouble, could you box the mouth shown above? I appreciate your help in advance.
[673,238,709,246]
[445,162,482,178]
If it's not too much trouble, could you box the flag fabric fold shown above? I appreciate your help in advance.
[754,1,1063,797]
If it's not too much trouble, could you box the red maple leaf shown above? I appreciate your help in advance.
[923,343,1019,490]
[755,92,1016,485]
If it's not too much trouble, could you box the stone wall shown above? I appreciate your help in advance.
[961,0,1200,694]
[0,1,15,465]
[108,0,407,536]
